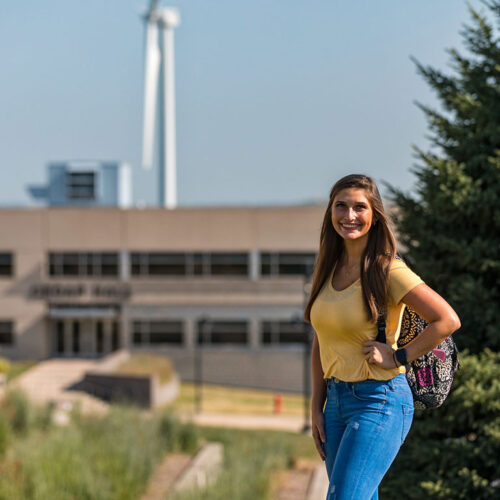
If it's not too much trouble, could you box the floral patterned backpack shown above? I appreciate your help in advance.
[377,298,461,410]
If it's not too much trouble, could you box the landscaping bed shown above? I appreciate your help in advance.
[115,354,175,384]
[0,392,199,500]
[170,426,320,500]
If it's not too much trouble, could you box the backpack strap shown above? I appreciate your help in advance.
[376,313,387,344]
[375,255,400,344]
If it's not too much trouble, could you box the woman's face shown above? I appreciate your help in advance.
[331,188,374,242]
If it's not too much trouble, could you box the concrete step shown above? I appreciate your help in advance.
[141,443,223,500]
[274,464,329,500]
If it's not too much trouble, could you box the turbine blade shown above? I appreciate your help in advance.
[148,0,159,17]
[142,21,161,170]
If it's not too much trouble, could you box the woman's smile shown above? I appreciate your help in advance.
[340,222,361,230]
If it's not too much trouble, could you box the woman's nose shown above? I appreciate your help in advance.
[346,207,356,219]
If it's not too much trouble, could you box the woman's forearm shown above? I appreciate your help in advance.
[402,316,460,364]
[399,283,461,364]
[311,332,326,413]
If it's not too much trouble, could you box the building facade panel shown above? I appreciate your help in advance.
[0,211,44,250]
[45,209,123,249]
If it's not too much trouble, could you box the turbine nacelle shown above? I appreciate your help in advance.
[158,8,180,28]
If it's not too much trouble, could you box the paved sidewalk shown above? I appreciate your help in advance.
[11,358,109,415]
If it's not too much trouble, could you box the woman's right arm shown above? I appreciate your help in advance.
[311,332,327,460]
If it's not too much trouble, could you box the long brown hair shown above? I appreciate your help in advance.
[304,174,396,324]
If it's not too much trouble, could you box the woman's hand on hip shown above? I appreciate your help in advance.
[311,410,326,461]
[362,341,396,369]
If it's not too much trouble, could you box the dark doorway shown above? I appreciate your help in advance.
[72,321,80,354]
[56,321,65,354]
[111,321,120,351]
[96,321,104,354]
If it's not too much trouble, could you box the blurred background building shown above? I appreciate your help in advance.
[0,201,322,390]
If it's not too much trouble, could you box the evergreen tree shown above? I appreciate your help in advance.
[388,1,500,353]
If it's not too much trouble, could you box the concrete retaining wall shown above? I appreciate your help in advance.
[171,442,223,494]
[152,348,310,393]
[81,351,179,408]
[81,372,153,407]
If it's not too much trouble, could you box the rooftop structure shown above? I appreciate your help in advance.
[27,161,132,208]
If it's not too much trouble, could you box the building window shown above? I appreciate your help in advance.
[197,320,248,345]
[100,253,119,276]
[49,252,119,277]
[131,252,249,277]
[261,320,307,345]
[210,253,248,275]
[132,320,183,345]
[260,252,316,276]
[0,253,13,277]
[131,253,186,276]
[0,321,14,345]
[66,171,96,200]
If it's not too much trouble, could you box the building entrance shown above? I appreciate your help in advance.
[51,318,120,357]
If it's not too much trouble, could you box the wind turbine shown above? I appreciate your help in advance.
[141,0,180,209]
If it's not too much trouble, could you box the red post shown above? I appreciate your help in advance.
[273,393,283,415]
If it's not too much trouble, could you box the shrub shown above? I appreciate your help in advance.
[177,422,200,454]
[381,349,500,499]
[2,390,31,435]
[0,357,10,375]
[158,411,181,449]
[0,413,11,458]
[32,403,53,432]
[158,411,199,453]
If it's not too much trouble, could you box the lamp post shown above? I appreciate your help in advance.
[302,260,315,433]
[195,316,211,414]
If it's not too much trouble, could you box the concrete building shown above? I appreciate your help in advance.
[27,161,132,208]
[0,205,324,391]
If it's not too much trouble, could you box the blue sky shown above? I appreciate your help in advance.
[0,0,486,207]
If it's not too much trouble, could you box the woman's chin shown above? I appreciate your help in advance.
[341,231,369,241]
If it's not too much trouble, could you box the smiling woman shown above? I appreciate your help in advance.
[303,174,460,500]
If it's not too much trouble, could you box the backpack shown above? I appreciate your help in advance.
[376,302,461,410]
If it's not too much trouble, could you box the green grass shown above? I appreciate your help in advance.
[169,383,306,416]
[115,354,174,383]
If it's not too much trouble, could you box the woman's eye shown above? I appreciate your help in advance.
[355,205,366,210]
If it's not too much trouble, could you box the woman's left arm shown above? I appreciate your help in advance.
[363,283,461,368]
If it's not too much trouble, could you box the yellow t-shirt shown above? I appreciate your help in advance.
[310,259,424,382]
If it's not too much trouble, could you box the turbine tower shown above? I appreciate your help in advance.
[142,1,180,209]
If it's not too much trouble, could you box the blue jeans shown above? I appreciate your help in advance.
[323,374,414,500]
